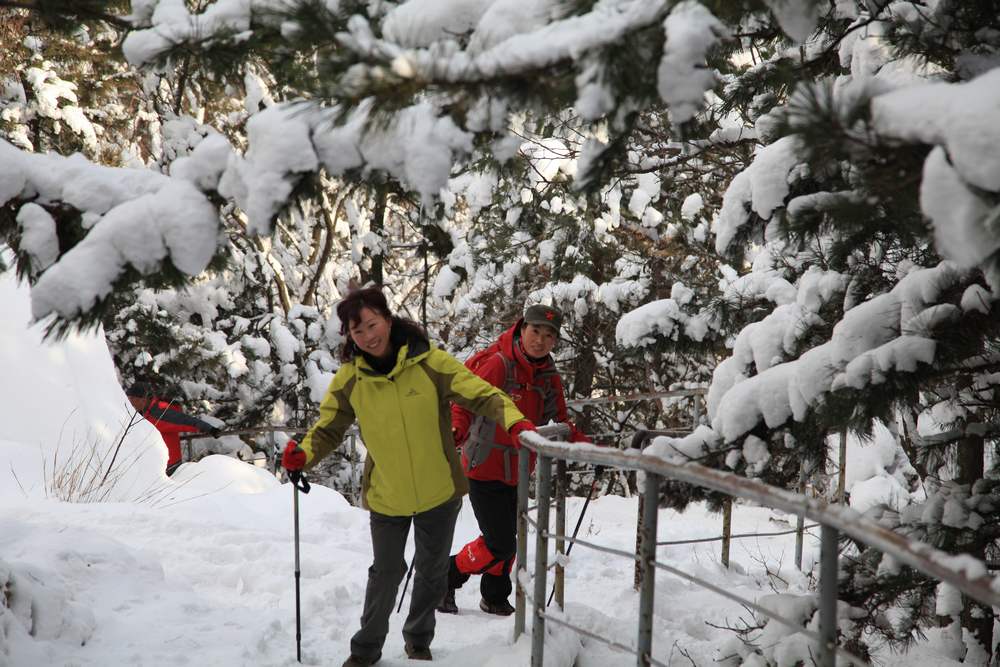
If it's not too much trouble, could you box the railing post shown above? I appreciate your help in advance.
[531,454,553,667]
[632,430,651,591]
[555,459,567,610]
[721,497,732,569]
[837,430,847,504]
[637,470,660,666]
[818,524,839,667]
[514,447,531,640]
[795,464,807,571]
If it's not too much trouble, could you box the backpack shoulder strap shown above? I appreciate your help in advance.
[496,352,519,395]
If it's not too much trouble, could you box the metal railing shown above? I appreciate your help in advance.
[513,429,1000,667]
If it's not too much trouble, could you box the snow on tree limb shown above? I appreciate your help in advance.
[708,262,968,443]
[759,0,822,43]
[714,135,803,255]
[657,1,726,124]
[871,68,1000,271]
[122,0,285,65]
[0,140,220,321]
[218,104,320,236]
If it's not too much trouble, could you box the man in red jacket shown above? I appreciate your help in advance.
[439,305,589,616]
[126,381,218,476]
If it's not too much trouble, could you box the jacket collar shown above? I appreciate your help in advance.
[357,327,432,378]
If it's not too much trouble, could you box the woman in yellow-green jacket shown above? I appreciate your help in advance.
[282,287,535,667]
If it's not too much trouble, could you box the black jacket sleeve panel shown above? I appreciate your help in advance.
[145,403,214,431]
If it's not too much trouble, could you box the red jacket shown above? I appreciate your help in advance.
[452,320,588,485]
[143,399,213,466]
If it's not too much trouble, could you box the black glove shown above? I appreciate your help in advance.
[208,427,222,438]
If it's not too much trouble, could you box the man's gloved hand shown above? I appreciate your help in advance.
[282,440,307,471]
[508,420,536,449]
[208,426,222,438]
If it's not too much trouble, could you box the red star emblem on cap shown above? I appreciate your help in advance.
[545,311,554,320]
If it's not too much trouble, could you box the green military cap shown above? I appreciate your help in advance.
[523,304,562,333]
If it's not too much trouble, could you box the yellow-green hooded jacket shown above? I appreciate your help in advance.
[299,331,527,516]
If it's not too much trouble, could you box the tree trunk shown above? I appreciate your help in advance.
[361,185,386,286]
[570,313,598,433]
[957,434,992,665]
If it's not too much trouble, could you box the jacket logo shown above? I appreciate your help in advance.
[405,388,419,397]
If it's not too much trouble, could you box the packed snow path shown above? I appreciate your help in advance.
[2,456,818,666]
[2,451,937,667]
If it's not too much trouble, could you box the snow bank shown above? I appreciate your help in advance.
[0,250,166,503]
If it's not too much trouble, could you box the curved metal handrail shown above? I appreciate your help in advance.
[519,433,1000,608]
[514,429,1000,667]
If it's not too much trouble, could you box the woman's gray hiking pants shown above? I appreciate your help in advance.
[350,498,461,660]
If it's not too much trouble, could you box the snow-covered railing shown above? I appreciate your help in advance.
[514,429,1000,667]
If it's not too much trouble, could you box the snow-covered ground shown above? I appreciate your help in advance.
[0,267,962,667]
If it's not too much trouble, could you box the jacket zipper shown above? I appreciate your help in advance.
[393,360,421,514]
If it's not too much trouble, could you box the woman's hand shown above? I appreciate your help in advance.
[508,420,536,448]
[282,440,307,470]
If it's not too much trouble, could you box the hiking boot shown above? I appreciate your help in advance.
[404,643,432,660]
[437,587,458,614]
[479,598,515,616]
[341,652,380,667]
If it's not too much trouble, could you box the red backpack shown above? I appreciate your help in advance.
[461,343,559,480]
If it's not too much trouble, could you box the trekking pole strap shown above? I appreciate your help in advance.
[289,471,311,494]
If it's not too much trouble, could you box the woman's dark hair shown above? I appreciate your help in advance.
[336,286,427,361]
[337,287,392,332]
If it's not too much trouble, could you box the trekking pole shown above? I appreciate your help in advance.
[547,465,605,607]
[396,559,416,613]
[289,471,311,663]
